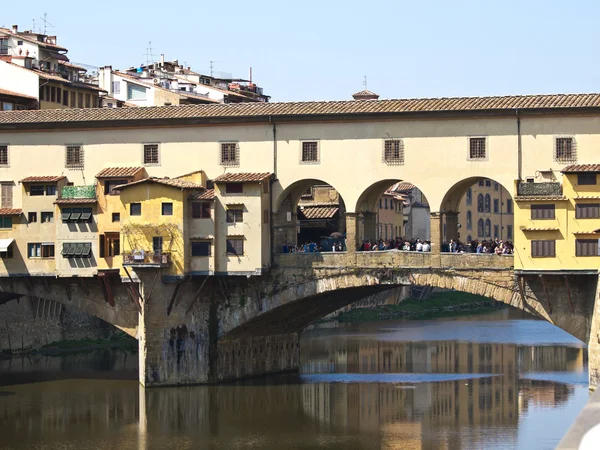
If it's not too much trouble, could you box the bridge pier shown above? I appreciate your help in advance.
[430,212,443,254]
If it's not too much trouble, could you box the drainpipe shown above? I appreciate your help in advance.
[516,109,522,181]
[269,115,277,266]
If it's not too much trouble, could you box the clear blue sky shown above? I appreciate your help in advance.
[4,1,600,102]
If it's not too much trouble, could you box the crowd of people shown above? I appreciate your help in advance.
[282,237,514,255]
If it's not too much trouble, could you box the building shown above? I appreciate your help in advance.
[97,56,269,107]
[297,185,345,244]
[457,179,514,243]
[514,164,600,271]
[0,25,104,110]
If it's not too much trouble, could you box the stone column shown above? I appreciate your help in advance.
[363,212,377,242]
[445,211,459,243]
[272,210,298,252]
[345,212,358,252]
[429,212,443,255]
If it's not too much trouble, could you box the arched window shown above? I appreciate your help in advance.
[466,211,472,230]
[466,188,472,206]
[477,194,484,212]
[477,219,484,237]
[484,194,491,213]
[485,219,491,237]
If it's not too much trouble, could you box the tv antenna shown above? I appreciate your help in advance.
[363,75,368,90]
[210,60,218,77]
[39,13,54,35]
[144,41,157,66]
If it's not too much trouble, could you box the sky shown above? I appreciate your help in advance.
[3,1,600,102]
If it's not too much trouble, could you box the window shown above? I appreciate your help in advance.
[466,188,472,205]
[30,185,45,196]
[41,212,53,223]
[478,180,484,187]
[507,225,513,240]
[384,198,388,210]
[220,142,239,166]
[143,144,159,165]
[466,211,472,230]
[77,92,84,108]
[226,238,244,256]
[28,212,37,223]
[0,242,13,259]
[531,204,556,220]
[112,81,121,94]
[477,194,484,212]
[28,243,54,258]
[484,194,491,213]
[485,180,491,187]
[191,241,211,257]
[576,239,599,257]
[506,199,513,214]
[301,141,319,163]
[161,202,173,216]
[576,203,600,219]
[494,182,499,191]
[493,199,499,213]
[532,240,556,257]
[61,242,91,258]
[130,203,141,216]
[225,183,243,194]
[127,84,147,100]
[379,198,383,209]
[100,234,121,257]
[65,145,83,169]
[578,174,597,185]
[485,219,491,237]
[112,213,120,222]
[0,38,8,55]
[152,236,163,254]
[192,202,211,218]
[1,184,12,208]
[104,180,127,195]
[61,207,92,223]
[57,88,62,104]
[63,90,69,106]
[0,145,8,166]
[46,185,57,196]
[383,139,404,165]
[494,225,499,239]
[477,219,484,237]
[469,137,487,160]
[226,208,243,223]
[555,137,576,163]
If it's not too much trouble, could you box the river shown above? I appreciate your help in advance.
[0,308,588,449]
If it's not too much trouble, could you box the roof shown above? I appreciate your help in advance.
[514,196,568,202]
[59,61,87,72]
[213,172,272,183]
[0,28,68,52]
[389,182,416,193]
[0,208,22,215]
[561,164,600,173]
[299,206,339,220]
[0,88,37,100]
[115,176,203,191]
[572,230,600,234]
[8,92,600,126]
[54,198,97,205]
[352,89,379,99]
[190,189,215,200]
[20,175,66,183]
[521,227,560,232]
[96,167,144,178]
[2,61,104,92]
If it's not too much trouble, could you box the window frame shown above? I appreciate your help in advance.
[28,212,37,223]
[161,202,173,216]
[191,202,211,219]
[142,143,160,166]
[226,208,244,223]
[191,240,211,257]
[531,240,556,258]
[578,174,597,186]
[226,238,244,256]
[300,140,320,164]
[575,203,600,219]
[554,136,576,163]
[65,144,84,169]
[382,138,404,165]
[576,239,599,257]
[46,185,57,196]
[225,183,243,194]
[112,212,120,223]
[468,137,487,161]
[531,204,556,220]
[41,212,54,223]
[0,144,9,167]
[130,203,142,216]
[220,141,240,167]
[29,185,45,196]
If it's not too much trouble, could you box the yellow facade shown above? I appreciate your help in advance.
[514,168,600,271]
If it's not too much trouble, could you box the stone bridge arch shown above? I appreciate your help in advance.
[0,276,139,337]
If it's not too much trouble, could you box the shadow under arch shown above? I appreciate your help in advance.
[274,178,345,213]
[440,176,514,214]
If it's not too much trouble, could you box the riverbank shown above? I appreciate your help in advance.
[331,291,505,322]
[1,332,137,357]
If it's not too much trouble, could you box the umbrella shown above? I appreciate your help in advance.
[330,232,343,238]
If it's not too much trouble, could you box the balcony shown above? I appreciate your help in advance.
[517,182,562,197]
[122,251,170,268]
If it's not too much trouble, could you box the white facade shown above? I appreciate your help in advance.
[0,61,39,99]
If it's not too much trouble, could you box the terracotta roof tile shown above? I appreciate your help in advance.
[389,182,416,193]
[96,167,144,178]
[7,93,600,126]
[0,28,68,51]
[299,206,339,219]
[0,208,22,215]
[0,88,37,100]
[521,227,560,231]
[213,172,272,183]
[54,198,97,205]
[561,164,600,173]
[115,177,203,191]
[20,175,66,183]
[191,189,215,200]
[574,196,600,199]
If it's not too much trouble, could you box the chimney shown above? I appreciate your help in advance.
[352,89,379,101]
[11,25,18,34]
[160,54,165,67]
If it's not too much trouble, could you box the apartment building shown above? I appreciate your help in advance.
[0,25,104,110]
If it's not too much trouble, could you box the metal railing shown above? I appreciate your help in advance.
[122,252,170,266]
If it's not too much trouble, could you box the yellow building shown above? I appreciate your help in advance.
[514,164,600,271]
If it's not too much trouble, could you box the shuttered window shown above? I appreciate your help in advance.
[531,204,555,220]
[575,203,600,219]
[578,174,596,185]
[192,202,211,218]
[1,183,12,208]
[531,240,556,258]
[576,239,599,257]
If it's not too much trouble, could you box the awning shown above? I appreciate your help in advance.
[47,51,69,62]
[62,242,92,258]
[0,238,14,252]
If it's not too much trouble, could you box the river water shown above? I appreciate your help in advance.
[0,308,588,449]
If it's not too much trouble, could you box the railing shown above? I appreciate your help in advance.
[517,182,562,197]
[122,252,170,267]
[60,185,96,199]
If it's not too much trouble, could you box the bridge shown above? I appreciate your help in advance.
[1,250,597,387]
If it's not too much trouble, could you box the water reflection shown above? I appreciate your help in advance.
[0,311,590,450]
